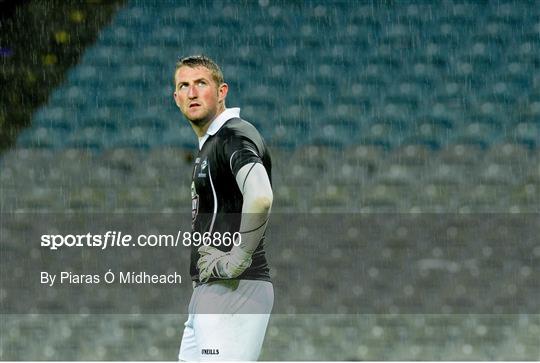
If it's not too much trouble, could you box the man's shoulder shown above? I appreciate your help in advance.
[221,117,259,134]
[219,117,264,141]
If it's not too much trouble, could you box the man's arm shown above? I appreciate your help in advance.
[234,162,273,254]
[197,162,272,282]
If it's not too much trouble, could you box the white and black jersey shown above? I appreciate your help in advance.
[190,116,272,284]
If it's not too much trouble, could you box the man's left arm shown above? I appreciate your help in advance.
[235,162,273,251]
[198,162,272,282]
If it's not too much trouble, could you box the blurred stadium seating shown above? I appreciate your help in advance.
[1,0,539,360]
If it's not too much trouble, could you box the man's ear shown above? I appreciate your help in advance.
[218,83,229,102]
[173,91,181,108]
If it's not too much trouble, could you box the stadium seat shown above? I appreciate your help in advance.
[114,187,156,210]
[426,163,469,185]
[32,106,78,130]
[32,115,74,132]
[478,163,518,185]
[16,186,64,211]
[335,92,371,118]
[416,182,461,210]
[67,65,103,87]
[98,25,143,46]
[283,162,322,185]
[17,128,65,149]
[365,52,401,75]
[0,162,49,188]
[525,162,540,185]
[79,104,122,124]
[109,65,161,87]
[84,164,125,187]
[272,185,299,210]
[360,183,403,210]
[99,85,138,108]
[82,45,126,68]
[275,114,310,139]
[485,143,532,165]
[291,145,337,168]
[439,2,478,26]
[349,69,392,95]
[67,187,107,210]
[451,122,500,150]
[472,21,513,46]
[159,126,196,149]
[1,147,54,165]
[462,184,510,211]
[438,144,483,165]
[432,81,471,114]
[309,119,359,148]
[507,122,540,149]
[326,162,370,187]
[350,5,382,28]
[0,165,18,189]
[65,127,116,150]
[342,145,386,174]
[145,146,192,169]
[381,24,418,49]
[129,163,163,187]
[402,134,444,151]
[113,127,158,149]
[133,158,190,188]
[269,124,303,149]
[470,99,510,124]
[49,85,94,109]
[411,52,448,71]
[81,111,120,131]
[488,2,529,25]
[132,45,173,67]
[360,117,410,149]
[241,102,278,130]
[389,144,432,165]
[427,24,460,50]
[511,39,540,66]
[39,149,95,186]
[311,184,348,211]
[510,183,539,210]
[149,25,189,46]
[126,112,171,133]
[99,147,142,173]
[115,3,155,26]
[158,185,191,211]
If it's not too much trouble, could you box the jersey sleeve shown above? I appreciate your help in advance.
[223,133,263,176]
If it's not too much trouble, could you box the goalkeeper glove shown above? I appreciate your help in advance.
[197,245,252,283]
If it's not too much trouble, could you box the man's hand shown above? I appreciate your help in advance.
[197,245,252,282]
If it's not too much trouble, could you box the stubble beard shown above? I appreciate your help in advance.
[184,105,217,132]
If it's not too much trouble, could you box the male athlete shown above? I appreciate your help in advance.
[173,55,274,361]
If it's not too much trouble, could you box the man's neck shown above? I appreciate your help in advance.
[191,120,211,138]
[191,107,226,138]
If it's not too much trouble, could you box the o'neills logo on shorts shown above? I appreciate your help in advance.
[201,349,219,355]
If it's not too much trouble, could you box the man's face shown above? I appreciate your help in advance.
[173,66,228,125]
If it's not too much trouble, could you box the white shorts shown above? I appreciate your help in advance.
[178,279,274,361]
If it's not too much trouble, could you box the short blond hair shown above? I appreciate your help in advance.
[174,55,224,86]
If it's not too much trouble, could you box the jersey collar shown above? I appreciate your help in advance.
[198,107,240,150]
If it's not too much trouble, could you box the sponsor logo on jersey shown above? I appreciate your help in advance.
[198,158,208,178]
